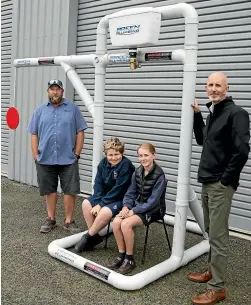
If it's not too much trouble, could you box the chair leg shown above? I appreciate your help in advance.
[162,218,171,251]
[141,224,150,265]
[104,221,111,249]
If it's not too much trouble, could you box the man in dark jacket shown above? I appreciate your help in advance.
[188,72,250,305]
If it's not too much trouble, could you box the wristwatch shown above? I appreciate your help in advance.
[75,154,80,160]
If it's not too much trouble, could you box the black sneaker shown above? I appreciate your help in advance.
[63,220,81,234]
[91,234,103,248]
[106,256,124,270]
[75,234,103,253]
[75,235,93,253]
[118,259,136,274]
[40,217,56,233]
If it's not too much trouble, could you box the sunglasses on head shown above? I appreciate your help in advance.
[48,80,63,87]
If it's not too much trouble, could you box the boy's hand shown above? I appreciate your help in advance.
[90,204,101,216]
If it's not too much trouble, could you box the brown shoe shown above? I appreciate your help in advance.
[106,256,124,270]
[118,259,136,275]
[188,271,212,283]
[192,289,226,305]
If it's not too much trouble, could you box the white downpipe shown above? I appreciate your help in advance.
[13,54,96,67]
[48,238,209,290]
[105,214,203,237]
[55,55,96,66]
[153,5,198,260]
[92,65,106,185]
[13,58,41,67]
[91,16,109,184]
[96,16,109,55]
[154,3,197,19]
[171,49,185,64]
[188,186,207,238]
[164,215,202,235]
[106,49,185,65]
[110,255,182,290]
[180,239,209,266]
[60,62,94,118]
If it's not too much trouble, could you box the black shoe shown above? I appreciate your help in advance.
[75,234,103,253]
[91,234,103,248]
[118,259,136,274]
[75,235,93,253]
[106,256,124,270]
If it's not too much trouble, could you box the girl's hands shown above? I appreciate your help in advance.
[127,210,134,217]
[118,206,131,218]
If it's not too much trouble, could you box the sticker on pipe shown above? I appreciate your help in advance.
[84,262,110,280]
[16,59,31,67]
[145,52,172,61]
[109,55,130,63]
[54,249,77,264]
[38,58,55,65]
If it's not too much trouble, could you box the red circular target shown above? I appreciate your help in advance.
[6,107,20,130]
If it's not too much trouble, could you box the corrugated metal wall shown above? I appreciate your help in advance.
[1,0,13,174]
[76,0,251,232]
[8,0,79,185]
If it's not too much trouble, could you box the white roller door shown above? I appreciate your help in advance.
[76,0,251,233]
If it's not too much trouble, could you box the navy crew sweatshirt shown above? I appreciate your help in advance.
[92,156,135,207]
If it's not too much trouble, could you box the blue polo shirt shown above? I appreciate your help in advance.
[27,99,87,165]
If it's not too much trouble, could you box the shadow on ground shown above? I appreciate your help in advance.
[1,177,250,305]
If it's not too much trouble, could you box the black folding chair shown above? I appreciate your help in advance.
[104,220,111,249]
[141,214,171,264]
[104,180,172,261]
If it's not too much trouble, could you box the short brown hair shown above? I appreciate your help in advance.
[104,137,125,155]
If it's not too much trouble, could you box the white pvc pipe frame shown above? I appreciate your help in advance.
[13,3,209,290]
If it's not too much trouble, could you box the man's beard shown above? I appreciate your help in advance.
[50,96,62,104]
[209,95,225,105]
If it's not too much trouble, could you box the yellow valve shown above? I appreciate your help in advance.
[130,58,138,70]
[129,48,140,70]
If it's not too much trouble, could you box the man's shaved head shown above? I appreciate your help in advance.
[207,72,228,85]
[205,72,229,104]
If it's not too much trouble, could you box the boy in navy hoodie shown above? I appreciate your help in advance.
[75,137,135,252]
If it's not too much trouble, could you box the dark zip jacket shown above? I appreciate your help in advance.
[193,97,250,190]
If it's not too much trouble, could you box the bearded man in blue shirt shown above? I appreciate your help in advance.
[28,80,88,234]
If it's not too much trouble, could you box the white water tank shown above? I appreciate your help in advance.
[109,8,161,47]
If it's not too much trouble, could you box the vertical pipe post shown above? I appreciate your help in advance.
[92,17,109,185]
[171,12,198,258]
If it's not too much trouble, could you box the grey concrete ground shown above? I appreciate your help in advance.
[1,177,250,305]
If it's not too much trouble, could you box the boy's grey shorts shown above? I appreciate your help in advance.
[35,161,80,196]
